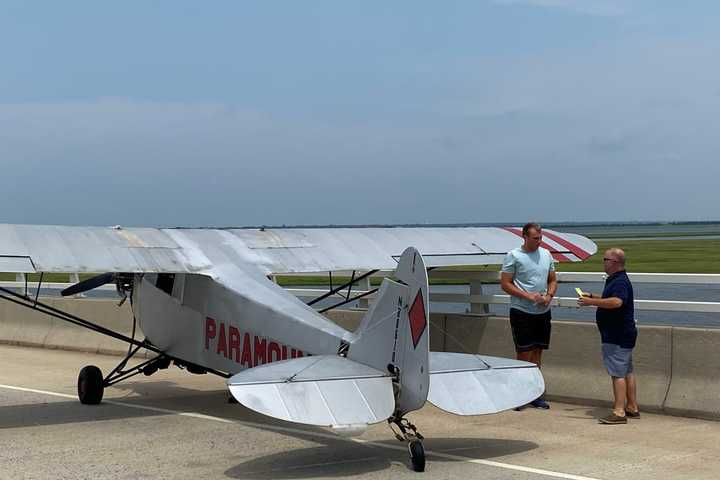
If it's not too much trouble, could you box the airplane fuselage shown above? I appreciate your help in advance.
[132,273,347,375]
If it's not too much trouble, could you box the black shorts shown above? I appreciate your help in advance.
[510,308,552,352]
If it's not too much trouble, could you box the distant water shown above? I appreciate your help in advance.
[551,223,720,239]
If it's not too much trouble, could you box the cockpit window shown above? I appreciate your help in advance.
[156,273,175,295]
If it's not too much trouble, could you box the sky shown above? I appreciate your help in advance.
[0,1,718,227]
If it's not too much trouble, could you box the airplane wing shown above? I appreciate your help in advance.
[0,224,596,274]
[0,224,212,274]
[426,352,544,415]
[227,355,394,430]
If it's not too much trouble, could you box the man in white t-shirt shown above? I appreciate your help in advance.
[500,222,557,409]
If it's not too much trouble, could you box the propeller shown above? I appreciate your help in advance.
[61,272,116,297]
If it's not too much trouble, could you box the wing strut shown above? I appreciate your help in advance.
[306,269,379,307]
[319,288,379,313]
[0,284,231,380]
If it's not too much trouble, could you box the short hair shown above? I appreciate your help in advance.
[606,248,626,266]
[522,222,542,236]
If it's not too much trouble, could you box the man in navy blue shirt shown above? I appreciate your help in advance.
[578,248,639,424]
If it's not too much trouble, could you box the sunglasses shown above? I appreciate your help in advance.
[602,258,617,262]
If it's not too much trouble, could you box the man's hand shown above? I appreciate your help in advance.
[528,292,544,304]
[538,293,553,306]
[577,295,595,307]
[578,294,623,309]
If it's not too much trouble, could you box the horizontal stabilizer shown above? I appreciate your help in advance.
[227,355,394,428]
[427,352,544,415]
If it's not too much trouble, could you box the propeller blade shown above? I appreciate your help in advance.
[61,273,116,296]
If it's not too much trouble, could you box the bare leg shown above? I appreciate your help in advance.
[625,373,638,413]
[519,349,541,367]
[516,349,547,408]
[612,377,627,416]
[517,350,533,363]
[535,348,543,368]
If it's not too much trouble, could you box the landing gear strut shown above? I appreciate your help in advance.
[0,283,230,404]
[389,417,426,472]
[76,341,170,405]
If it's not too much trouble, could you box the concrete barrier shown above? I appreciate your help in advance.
[0,299,717,420]
[540,320,672,411]
[664,327,720,420]
[431,313,712,418]
[0,298,140,356]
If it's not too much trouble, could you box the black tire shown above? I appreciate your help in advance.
[409,440,425,472]
[78,365,104,405]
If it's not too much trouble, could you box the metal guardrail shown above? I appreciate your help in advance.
[3,271,720,314]
[281,271,720,314]
[282,271,720,314]
[427,271,720,314]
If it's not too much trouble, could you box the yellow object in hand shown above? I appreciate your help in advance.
[575,287,585,297]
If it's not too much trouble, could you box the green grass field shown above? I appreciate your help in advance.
[1,238,716,286]
[556,239,720,274]
[0,272,88,282]
[278,238,720,285]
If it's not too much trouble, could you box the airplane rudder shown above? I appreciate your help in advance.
[347,247,430,415]
[392,247,430,414]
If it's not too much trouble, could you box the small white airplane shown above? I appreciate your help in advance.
[0,224,595,471]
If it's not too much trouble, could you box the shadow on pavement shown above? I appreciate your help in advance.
[225,437,537,479]
[1,378,538,478]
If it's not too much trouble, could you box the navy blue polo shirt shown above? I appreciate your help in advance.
[596,270,637,348]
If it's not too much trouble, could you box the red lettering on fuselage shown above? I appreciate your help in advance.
[217,322,228,358]
[268,342,282,363]
[205,317,216,350]
[254,337,267,366]
[204,316,306,368]
[228,326,241,363]
[241,333,252,368]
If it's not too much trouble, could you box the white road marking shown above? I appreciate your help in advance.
[0,383,602,480]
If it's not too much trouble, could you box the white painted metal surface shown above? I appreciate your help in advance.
[347,247,431,417]
[427,353,544,415]
[227,355,394,427]
[0,256,35,273]
[0,224,596,274]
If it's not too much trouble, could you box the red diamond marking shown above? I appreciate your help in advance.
[408,290,426,349]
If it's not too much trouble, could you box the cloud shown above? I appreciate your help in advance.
[1,29,719,227]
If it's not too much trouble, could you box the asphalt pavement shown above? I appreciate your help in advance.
[0,345,718,480]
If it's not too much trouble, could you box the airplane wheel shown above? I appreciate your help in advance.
[409,440,425,472]
[78,365,104,405]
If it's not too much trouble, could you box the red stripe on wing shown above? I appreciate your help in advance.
[501,227,571,262]
[541,230,592,261]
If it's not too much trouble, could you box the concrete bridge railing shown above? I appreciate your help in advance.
[0,298,717,421]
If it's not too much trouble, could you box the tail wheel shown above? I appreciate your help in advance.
[409,440,425,472]
[78,365,104,405]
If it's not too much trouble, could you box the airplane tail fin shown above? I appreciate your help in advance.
[227,247,429,432]
[346,247,430,417]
